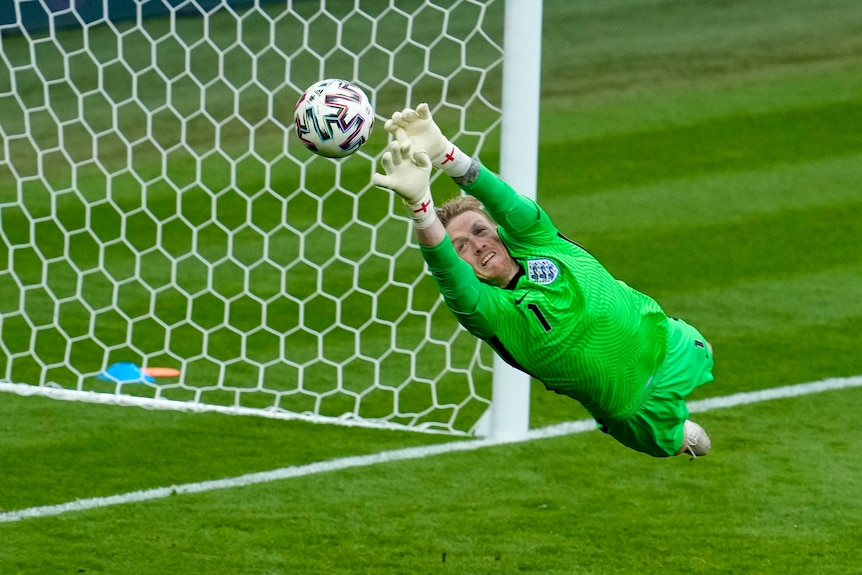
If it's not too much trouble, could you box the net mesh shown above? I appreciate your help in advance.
[0,0,505,435]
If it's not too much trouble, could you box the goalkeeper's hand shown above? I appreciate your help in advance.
[384,103,472,177]
[372,140,437,229]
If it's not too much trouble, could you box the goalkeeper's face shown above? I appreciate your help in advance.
[446,211,519,288]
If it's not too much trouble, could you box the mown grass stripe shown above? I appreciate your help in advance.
[553,154,862,235]
[2,375,860,524]
[543,99,862,193]
[663,266,862,337]
[588,200,862,298]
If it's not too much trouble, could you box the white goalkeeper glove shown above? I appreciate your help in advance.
[384,103,472,178]
[372,140,437,229]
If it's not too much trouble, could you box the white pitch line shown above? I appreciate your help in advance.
[2,375,861,523]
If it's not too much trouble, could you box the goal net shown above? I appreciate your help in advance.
[0,0,513,436]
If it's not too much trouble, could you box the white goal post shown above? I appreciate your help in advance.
[0,0,541,439]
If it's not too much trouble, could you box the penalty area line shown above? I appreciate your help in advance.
[2,375,861,523]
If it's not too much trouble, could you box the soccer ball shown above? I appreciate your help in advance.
[293,79,374,158]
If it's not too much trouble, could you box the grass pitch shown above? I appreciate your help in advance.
[2,0,862,573]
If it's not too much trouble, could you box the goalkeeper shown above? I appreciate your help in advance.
[372,103,715,458]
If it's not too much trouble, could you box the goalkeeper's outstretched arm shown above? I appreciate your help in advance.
[385,103,541,235]
[372,138,488,330]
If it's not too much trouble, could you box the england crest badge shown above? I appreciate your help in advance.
[526,258,559,285]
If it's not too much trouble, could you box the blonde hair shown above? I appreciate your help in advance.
[435,195,488,228]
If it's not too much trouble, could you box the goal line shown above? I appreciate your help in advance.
[0,382,470,437]
[2,375,860,524]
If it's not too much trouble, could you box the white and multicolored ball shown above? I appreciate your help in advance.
[294,79,374,158]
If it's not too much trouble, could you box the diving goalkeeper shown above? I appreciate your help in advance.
[372,104,715,458]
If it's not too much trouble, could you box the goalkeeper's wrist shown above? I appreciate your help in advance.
[434,143,472,178]
[403,190,437,230]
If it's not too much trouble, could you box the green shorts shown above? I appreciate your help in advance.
[602,318,714,457]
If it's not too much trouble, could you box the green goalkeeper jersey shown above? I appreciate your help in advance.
[420,165,669,422]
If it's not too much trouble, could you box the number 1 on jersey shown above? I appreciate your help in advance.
[527,303,552,332]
